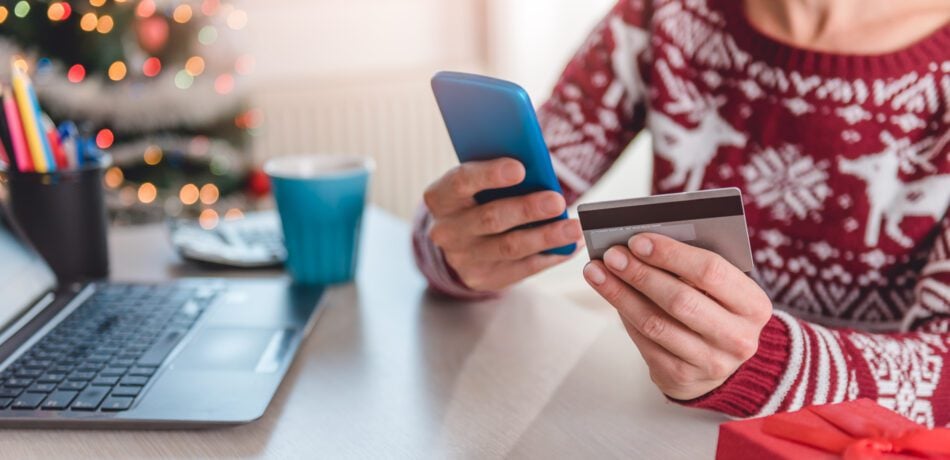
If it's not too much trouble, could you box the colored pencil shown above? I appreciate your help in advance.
[42,114,68,169]
[2,86,33,172]
[11,61,56,172]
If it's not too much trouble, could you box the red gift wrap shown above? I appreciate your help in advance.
[716,399,950,460]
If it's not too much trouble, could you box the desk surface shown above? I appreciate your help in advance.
[3,209,723,459]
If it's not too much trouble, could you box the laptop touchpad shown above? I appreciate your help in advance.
[174,327,287,372]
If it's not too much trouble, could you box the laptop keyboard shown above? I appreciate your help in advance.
[0,283,219,413]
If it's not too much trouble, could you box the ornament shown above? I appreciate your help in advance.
[136,15,170,54]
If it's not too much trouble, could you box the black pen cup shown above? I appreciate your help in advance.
[0,157,111,284]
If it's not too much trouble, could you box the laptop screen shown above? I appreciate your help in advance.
[0,207,57,333]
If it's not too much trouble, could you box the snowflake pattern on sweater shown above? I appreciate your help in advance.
[412,0,950,426]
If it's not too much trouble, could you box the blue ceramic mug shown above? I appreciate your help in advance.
[265,154,374,285]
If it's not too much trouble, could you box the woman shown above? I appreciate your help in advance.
[413,0,950,426]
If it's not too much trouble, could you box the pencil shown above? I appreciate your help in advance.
[12,61,56,172]
[42,114,68,169]
[2,86,33,172]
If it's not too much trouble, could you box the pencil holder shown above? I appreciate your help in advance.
[0,156,111,284]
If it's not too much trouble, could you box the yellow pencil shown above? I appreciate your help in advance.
[11,61,50,172]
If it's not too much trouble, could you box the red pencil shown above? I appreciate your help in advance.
[41,114,68,169]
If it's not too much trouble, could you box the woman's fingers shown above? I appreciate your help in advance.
[600,246,752,355]
[583,260,712,367]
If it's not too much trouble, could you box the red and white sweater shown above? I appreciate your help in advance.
[413,0,950,426]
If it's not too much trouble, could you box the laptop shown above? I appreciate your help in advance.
[0,208,325,428]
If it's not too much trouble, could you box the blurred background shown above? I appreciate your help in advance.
[0,0,651,226]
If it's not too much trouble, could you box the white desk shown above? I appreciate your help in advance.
[2,208,723,458]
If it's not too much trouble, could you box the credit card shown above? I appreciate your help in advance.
[577,187,754,273]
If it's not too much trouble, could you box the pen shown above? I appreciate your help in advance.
[12,60,56,172]
[2,86,33,172]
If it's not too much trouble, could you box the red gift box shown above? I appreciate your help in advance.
[716,399,950,460]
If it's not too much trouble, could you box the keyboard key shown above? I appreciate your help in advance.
[0,398,11,409]
[99,367,128,377]
[11,392,46,410]
[110,385,142,397]
[70,386,109,411]
[112,358,135,367]
[37,373,66,383]
[68,371,96,381]
[26,383,55,393]
[4,378,32,388]
[127,366,157,377]
[58,381,86,391]
[100,396,134,411]
[14,368,42,378]
[41,391,78,410]
[0,387,21,398]
[119,375,148,386]
[91,376,119,386]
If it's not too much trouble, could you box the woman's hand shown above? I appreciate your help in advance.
[582,233,772,400]
[423,158,583,292]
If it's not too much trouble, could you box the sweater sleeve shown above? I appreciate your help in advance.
[412,0,651,299]
[682,213,950,428]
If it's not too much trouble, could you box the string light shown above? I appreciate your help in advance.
[226,9,247,30]
[104,167,124,188]
[0,6,8,24]
[14,1,29,18]
[174,70,194,89]
[135,0,155,18]
[143,145,163,165]
[198,26,218,45]
[179,184,199,205]
[172,4,192,23]
[108,61,127,81]
[96,129,114,149]
[201,0,220,16]
[214,74,234,95]
[199,209,219,230]
[47,2,70,21]
[67,64,86,83]
[137,183,157,204]
[199,184,219,205]
[143,57,161,77]
[80,13,97,31]
[96,14,114,34]
[89,0,106,7]
[185,56,205,76]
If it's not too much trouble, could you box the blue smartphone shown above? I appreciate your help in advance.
[431,71,576,256]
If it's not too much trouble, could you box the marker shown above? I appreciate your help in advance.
[11,60,56,172]
[2,86,33,172]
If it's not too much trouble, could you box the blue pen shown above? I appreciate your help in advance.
[58,121,81,168]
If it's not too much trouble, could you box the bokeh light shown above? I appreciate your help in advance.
[173,4,192,23]
[179,184,199,205]
[67,64,86,83]
[137,182,157,204]
[13,1,29,18]
[104,166,124,188]
[89,0,106,7]
[201,0,220,16]
[235,55,255,75]
[136,0,155,18]
[174,70,194,89]
[199,184,219,205]
[224,208,244,220]
[185,56,205,76]
[199,209,219,230]
[80,13,97,31]
[198,26,218,45]
[144,145,163,165]
[214,74,234,95]
[108,61,127,81]
[12,57,28,73]
[143,57,162,77]
[96,129,114,149]
[0,6,8,24]
[96,14,114,33]
[47,2,70,21]
[226,9,247,30]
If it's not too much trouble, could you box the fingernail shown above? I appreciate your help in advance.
[501,162,524,182]
[584,263,606,285]
[631,236,654,257]
[562,221,581,239]
[542,196,563,215]
[604,247,628,271]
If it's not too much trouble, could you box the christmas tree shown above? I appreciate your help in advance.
[0,0,266,226]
